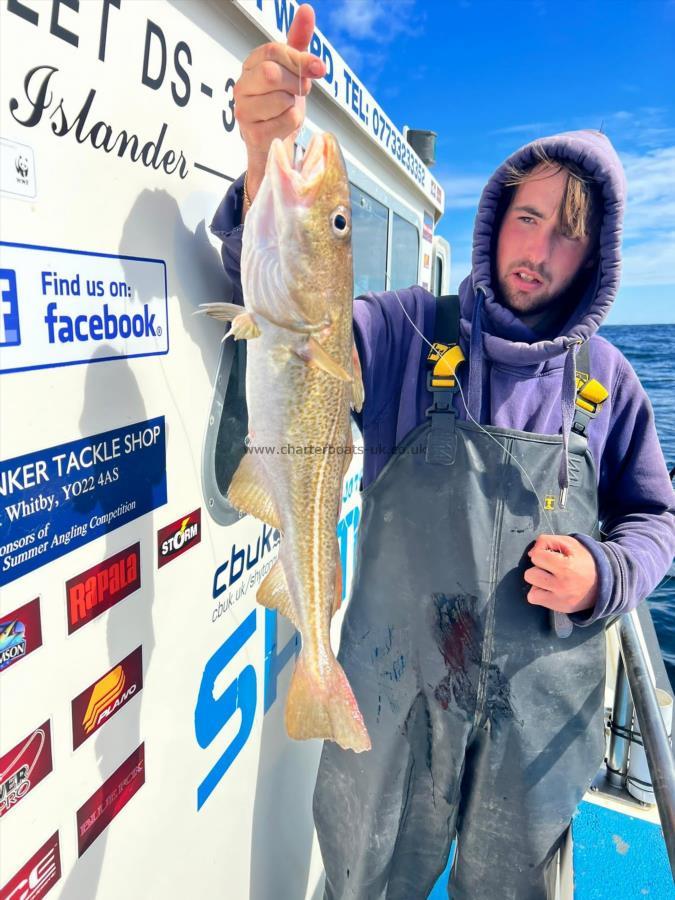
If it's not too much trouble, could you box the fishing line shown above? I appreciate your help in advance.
[390,287,558,535]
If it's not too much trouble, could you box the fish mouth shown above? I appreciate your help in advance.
[268,133,339,207]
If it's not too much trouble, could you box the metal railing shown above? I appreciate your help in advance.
[607,610,675,877]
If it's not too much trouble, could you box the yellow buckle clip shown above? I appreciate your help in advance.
[576,378,609,414]
[427,343,465,388]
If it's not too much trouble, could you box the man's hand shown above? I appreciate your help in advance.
[233,3,326,202]
[524,534,599,615]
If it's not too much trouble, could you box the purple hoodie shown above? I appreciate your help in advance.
[210,130,675,627]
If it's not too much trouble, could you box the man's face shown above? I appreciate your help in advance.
[496,163,595,316]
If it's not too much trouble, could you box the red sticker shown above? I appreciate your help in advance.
[157,508,201,568]
[71,646,143,750]
[0,598,42,674]
[0,721,53,819]
[0,831,61,900]
[76,743,145,857]
[66,543,141,634]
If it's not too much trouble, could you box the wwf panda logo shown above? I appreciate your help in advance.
[15,155,29,179]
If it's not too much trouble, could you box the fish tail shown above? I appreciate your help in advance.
[285,651,371,753]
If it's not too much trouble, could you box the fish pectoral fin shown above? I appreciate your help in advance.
[197,302,244,322]
[294,337,352,382]
[227,454,281,531]
[198,304,261,341]
[285,651,371,752]
[257,560,299,629]
[228,312,261,341]
[351,341,364,413]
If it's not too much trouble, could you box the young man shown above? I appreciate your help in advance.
[210,6,675,898]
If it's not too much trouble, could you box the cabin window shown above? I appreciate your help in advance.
[434,255,444,296]
[350,184,388,295]
[390,213,420,290]
[202,338,248,525]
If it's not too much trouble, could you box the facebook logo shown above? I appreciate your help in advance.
[0,269,21,347]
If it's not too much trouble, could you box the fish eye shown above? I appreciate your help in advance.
[331,206,351,238]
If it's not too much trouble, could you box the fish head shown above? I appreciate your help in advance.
[243,132,353,332]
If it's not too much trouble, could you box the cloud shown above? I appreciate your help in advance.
[489,122,557,136]
[328,0,421,43]
[438,173,488,209]
[619,145,675,286]
[621,145,675,236]
[621,232,675,287]
[488,108,675,152]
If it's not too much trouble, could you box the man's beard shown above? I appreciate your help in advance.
[495,264,594,334]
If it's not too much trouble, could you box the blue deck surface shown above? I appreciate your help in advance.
[427,801,672,898]
[573,800,672,898]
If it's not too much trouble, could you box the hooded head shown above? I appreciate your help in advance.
[459,129,627,367]
[458,130,627,503]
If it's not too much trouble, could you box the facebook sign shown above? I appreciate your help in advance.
[0,269,21,347]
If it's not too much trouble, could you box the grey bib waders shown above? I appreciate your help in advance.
[313,298,607,900]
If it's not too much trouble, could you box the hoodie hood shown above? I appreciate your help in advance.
[458,129,626,368]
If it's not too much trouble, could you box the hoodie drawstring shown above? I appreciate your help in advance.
[468,289,485,421]
[558,340,581,509]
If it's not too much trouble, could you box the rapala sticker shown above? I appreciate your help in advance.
[71,646,143,749]
[76,743,145,857]
[0,831,61,900]
[157,508,201,568]
[0,597,42,673]
[0,720,53,819]
[66,544,141,635]
[0,418,166,587]
[0,241,168,375]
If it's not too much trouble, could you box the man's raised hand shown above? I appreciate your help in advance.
[233,3,326,201]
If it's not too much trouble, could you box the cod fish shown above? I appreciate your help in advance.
[202,133,370,753]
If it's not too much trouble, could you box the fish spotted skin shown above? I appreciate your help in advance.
[221,132,370,753]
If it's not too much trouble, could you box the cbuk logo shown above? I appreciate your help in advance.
[212,523,280,597]
[157,508,201,568]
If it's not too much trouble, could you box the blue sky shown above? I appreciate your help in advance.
[309,0,675,324]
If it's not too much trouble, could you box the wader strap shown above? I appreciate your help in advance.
[573,341,609,437]
[425,295,464,465]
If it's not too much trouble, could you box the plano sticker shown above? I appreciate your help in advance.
[0,241,168,374]
[71,646,143,749]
